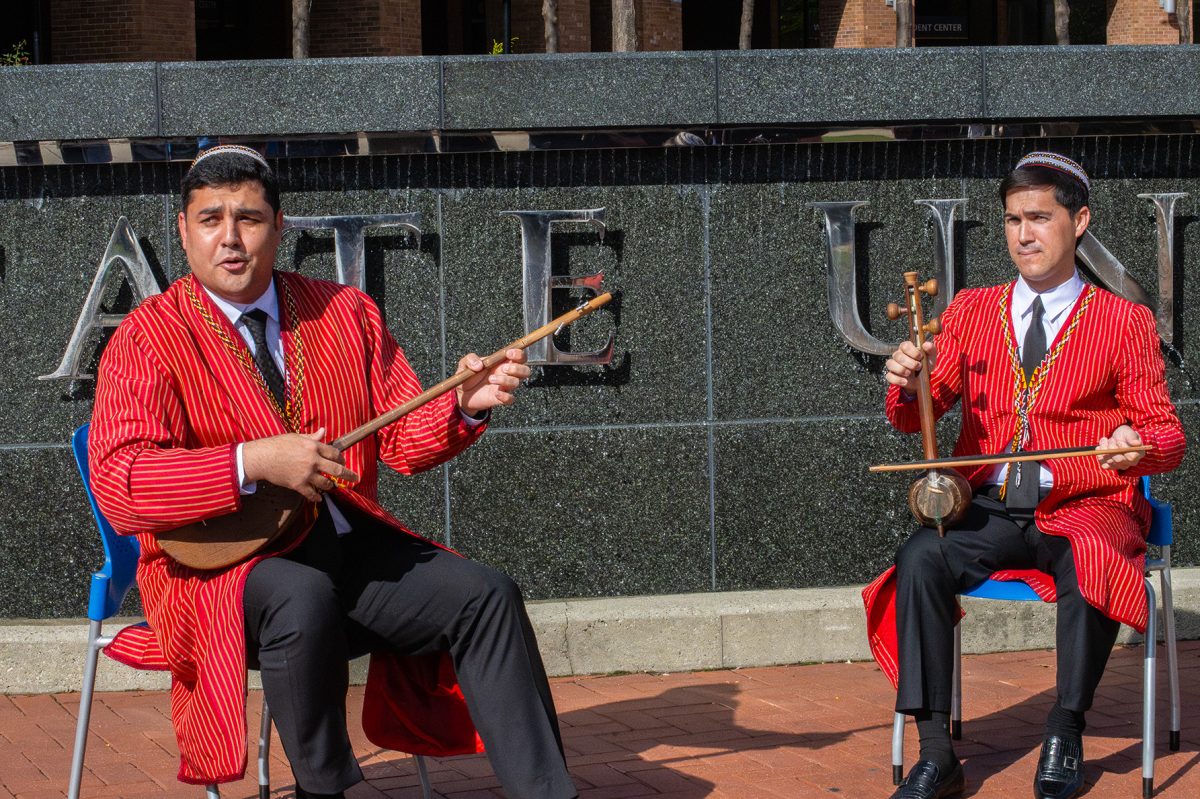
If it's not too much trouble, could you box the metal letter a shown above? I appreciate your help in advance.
[39,217,163,381]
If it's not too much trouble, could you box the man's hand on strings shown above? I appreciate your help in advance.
[242,428,359,502]
[456,348,532,417]
[885,339,936,397]
[1097,425,1144,471]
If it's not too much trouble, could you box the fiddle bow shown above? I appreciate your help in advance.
[156,291,615,571]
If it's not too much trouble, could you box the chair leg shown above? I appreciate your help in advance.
[1159,565,1181,751]
[1142,579,1157,799]
[416,753,432,799]
[67,621,105,799]
[951,622,962,740]
[891,712,905,785]
[206,785,220,798]
[258,696,272,799]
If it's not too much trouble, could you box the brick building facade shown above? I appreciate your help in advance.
[636,0,684,51]
[819,1,1192,49]
[23,0,1198,64]
[50,0,196,63]
[820,0,897,49]
[499,1,680,54]
[506,0,592,53]
[1107,0,1189,45]
[309,0,423,58]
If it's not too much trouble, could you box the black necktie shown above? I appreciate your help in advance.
[240,309,286,407]
[1005,296,1047,521]
[1021,296,1047,380]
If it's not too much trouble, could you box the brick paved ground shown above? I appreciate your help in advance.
[1,641,1197,798]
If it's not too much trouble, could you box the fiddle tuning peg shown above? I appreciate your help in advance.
[925,317,941,335]
[886,303,902,321]
[921,279,938,297]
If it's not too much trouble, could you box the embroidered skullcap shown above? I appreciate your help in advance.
[1015,151,1090,192]
[188,144,271,172]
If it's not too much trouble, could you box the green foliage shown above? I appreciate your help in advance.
[1,39,30,66]
[490,36,519,55]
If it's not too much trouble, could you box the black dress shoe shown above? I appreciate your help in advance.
[889,760,965,798]
[1033,734,1085,799]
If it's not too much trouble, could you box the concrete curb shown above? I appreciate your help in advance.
[5,568,1199,694]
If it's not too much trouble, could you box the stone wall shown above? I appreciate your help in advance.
[1,47,1197,620]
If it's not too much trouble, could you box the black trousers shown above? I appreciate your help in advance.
[242,509,576,798]
[894,491,1121,716]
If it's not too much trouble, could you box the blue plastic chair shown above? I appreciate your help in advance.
[67,424,272,799]
[67,424,433,799]
[890,477,1179,799]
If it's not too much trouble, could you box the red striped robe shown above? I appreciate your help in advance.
[863,282,1186,688]
[89,271,486,785]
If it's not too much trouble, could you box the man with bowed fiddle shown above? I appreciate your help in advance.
[88,145,578,798]
[864,152,1185,799]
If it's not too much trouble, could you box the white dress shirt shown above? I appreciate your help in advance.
[989,271,1087,489]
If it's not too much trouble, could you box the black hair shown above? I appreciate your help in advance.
[181,152,280,214]
[998,164,1088,217]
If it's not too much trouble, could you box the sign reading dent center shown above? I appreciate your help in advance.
[916,16,968,42]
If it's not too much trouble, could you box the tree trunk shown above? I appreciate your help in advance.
[543,0,559,53]
[1054,0,1071,44]
[739,0,755,50]
[895,0,914,48]
[292,0,310,59]
[613,0,637,52]
[1180,0,1193,45]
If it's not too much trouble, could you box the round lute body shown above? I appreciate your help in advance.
[885,272,971,535]
[157,291,615,570]
[155,482,312,570]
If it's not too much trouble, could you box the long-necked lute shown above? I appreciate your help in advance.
[885,272,971,536]
[157,291,615,570]
[875,276,1151,532]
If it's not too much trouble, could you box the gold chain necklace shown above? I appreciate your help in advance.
[185,273,307,432]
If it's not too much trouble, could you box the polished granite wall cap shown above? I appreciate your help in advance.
[0,62,159,142]
[9,47,1200,147]
[158,56,441,137]
[717,47,985,125]
[984,45,1200,120]
[442,51,718,131]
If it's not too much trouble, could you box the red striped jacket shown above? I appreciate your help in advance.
[863,282,1185,687]
[90,271,486,784]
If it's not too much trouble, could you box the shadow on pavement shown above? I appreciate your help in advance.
[941,642,1198,797]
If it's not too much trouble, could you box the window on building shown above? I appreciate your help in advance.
[780,0,821,49]
[1004,0,1054,45]
[915,0,992,46]
[592,0,612,51]
[681,0,818,50]
[196,0,290,60]
[423,0,490,55]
